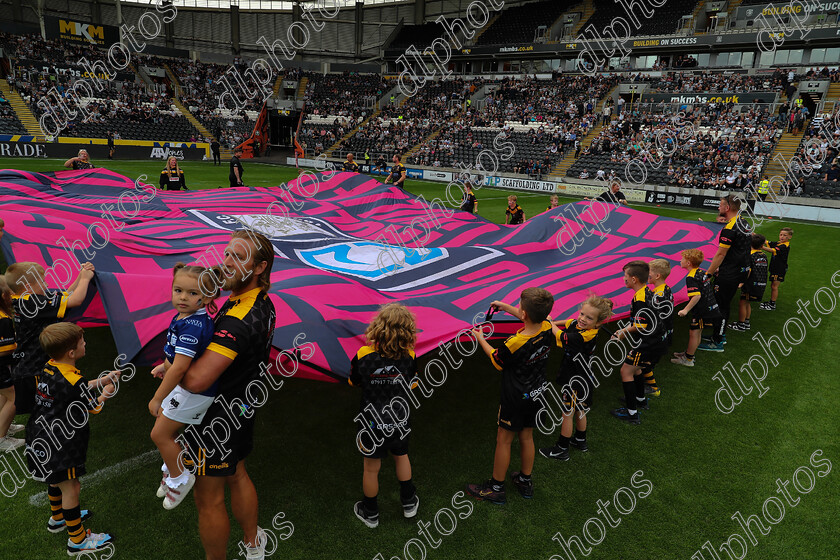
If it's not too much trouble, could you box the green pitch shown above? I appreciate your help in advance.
[1,158,838,560]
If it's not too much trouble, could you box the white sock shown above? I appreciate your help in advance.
[161,463,170,475]
[166,471,190,489]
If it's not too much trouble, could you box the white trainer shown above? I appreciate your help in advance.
[7,423,25,436]
[244,526,267,560]
[0,436,25,452]
[162,472,196,510]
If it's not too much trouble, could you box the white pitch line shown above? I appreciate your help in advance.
[29,450,160,507]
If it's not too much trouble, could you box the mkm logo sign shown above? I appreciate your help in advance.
[59,19,105,44]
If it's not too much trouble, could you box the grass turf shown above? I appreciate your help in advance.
[1,158,838,560]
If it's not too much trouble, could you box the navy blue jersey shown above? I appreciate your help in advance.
[164,308,216,396]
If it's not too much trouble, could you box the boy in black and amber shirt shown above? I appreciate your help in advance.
[672,249,721,368]
[26,323,120,555]
[732,234,768,331]
[467,288,554,504]
[641,259,674,398]
[611,261,660,425]
[6,261,95,415]
[760,227,792,310]
[505,195,526,225]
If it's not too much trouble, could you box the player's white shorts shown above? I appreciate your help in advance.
[161,385,214,425]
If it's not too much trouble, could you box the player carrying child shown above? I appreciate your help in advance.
[149,264,220,509]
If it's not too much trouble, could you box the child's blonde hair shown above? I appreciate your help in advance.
[40,322,83,359]
[5,262,45,295]
[508,195,517,202]
[366,303,416,360]
[581,293,614,324]
[0,277,13,317]
[550,195,559,203]
[648,259,671,280]
[681,249,704,267]
[780,227,794,236]
[172,263,222,315]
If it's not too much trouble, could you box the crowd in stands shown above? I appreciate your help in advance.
[401,75,615,176]
[569,104,784,190]
[324,78,481,161]
[644,72,787,94]
[788,103,840,198]
[304,72,388,121]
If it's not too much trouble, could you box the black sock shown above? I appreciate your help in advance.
[517,472,531,481]
[491,478,504,491]
[556,435,570,449]
[634,376,646,399]
[399,479,416,502]
[574,430,586,441]
[362,495,378,513]
[622,381,636,411]
[686,353,695,359]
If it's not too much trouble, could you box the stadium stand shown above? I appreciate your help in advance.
[0,97,28,135]
[388,21,449,49]
[476,0,574,45]
[788,103,840,198]
[582,0,700,36]
[567,105,784,189]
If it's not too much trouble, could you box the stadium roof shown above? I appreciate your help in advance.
[123,0,406,9]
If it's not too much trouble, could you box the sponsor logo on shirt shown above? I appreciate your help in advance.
[179,334,199,345]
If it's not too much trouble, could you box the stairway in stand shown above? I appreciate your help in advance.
[763,128,807,195]
[0,81,46,140]
[172,98,232,160]
[296,77,309,104]
[570,0,595,36]
[824,81,840,114]
[326,108,381,157]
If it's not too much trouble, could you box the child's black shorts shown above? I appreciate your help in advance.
[561,386,592,413]
[40,465,86,485]
[740,292,763,301]
[358,428,410,459]
[769,272,785,282]
[13,377,36,414]
[690,316,711,330]
[0,365,12,390]
[498,399,540,432]
[624,349,657,369]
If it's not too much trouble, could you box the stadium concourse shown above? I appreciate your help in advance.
[1,1,840,560]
